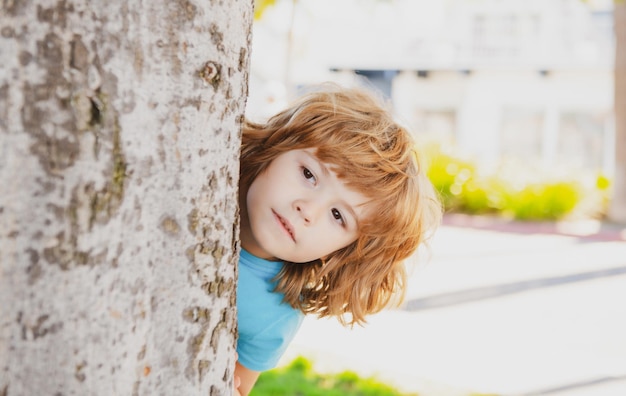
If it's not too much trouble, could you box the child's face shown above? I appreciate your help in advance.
[241,148,370,263]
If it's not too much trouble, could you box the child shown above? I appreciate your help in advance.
[235,84,442,395]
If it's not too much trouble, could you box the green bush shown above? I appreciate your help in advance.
[501,182,580,220]
[421,142,600,221]
[425,147,478,212]
[251,356,417,396]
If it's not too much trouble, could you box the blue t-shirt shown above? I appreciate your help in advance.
[236,249,304,372]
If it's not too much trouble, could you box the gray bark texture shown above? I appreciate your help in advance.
[611,1,626,223]
[0,1,252,395]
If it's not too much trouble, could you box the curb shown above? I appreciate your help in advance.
[442,213,626,242]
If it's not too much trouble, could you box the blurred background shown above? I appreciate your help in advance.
[246,0,623,224]
[245,1,626,395]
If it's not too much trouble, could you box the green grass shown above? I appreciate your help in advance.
[250,356,418,396]
[251,356,501,396]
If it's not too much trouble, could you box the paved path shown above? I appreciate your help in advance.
[279,215,626,396]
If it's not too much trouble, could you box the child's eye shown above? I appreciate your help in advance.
[302,167,316,182]
[331,208,345,226]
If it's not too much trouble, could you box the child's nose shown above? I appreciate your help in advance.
[296,204,310,224]
[295,201,319,225]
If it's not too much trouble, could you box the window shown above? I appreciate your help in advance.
[558,111,606,170]
[500,108,544,161]
[472,14,520,59]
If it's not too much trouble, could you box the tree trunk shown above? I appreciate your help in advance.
[611,1,626,223]
[0,1,252,395]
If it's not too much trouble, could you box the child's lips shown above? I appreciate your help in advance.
[273,210,296,242]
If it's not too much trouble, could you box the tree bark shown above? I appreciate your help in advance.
[0,1,252,395]
[611,1,626,223]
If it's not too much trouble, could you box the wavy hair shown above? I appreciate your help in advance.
[240,84,442,326]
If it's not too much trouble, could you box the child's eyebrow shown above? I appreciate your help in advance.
[303,150,330,177]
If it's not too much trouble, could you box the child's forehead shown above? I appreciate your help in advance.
[300,148,342,170]
[298,148,373,199]
[300,148,349,178]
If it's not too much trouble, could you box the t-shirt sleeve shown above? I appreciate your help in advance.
[237,312,303,372]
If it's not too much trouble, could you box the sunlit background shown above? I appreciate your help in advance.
[247,0,617,222]
[245,1,626,396]
[248,0,613,168]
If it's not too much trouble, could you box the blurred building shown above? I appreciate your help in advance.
[248,0,615,174]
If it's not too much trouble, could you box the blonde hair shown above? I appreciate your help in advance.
[240,84,441,326]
